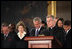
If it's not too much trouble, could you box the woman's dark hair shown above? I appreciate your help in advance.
[55,18,64,27]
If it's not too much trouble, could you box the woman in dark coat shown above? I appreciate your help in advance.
[15,21,29,48]
[54,18,66,47]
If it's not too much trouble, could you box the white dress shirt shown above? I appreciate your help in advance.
[35,26,42,32]
[66,29,71,35]
[17,31,26,40]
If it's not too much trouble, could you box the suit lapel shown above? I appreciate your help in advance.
[38,27,43,34]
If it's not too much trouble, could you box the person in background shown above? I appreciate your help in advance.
[63,20,71,48]
[30,17,45,36]
[8,24,16,36]
[1,22,15,48]
[15,21,29,48]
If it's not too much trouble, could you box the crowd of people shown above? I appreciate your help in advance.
[1,15,71,48]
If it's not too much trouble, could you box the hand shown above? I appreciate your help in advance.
[38,34,45,36]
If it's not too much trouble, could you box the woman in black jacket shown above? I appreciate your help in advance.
[15,21,29,48]
[54,18,66,47]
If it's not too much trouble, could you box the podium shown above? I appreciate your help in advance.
[24,36,62,48]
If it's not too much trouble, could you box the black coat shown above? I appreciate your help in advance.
[1,32,16,48]
[64,29,71,48]
[42,26,65,45]
[30,27,46,36]
[53,27,65,45]
[15,33,29,48]
[41,28,51,36]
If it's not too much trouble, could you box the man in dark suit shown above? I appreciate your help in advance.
[42,15,56,36]
[1,23,15,48]
[63,20,71,48]
[42,15,65,47]
[30,17,45,36]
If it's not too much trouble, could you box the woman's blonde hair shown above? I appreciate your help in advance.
[16,21,27,32]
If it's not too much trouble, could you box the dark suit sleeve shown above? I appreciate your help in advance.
[9,33,17,48]
[29,28,35,36]
[54,28,65,46]
[66,30,71,48]
[41,29,50,36]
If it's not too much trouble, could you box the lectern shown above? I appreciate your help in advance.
[24,36,62,48]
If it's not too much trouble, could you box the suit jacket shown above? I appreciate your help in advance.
[64,29,71,48]
[1,32,15,48]
[42,26,65,46]
[30,26,46,36]
[15,33,29,48]
[53,27,65,45]
[41,28,51,36]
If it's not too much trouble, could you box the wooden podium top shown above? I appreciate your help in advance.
[24,36,63,48]
[24,36,54,41]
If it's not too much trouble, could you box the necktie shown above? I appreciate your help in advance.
[35,29,39,36]
[49,28,53,36]
[4,35,7,40]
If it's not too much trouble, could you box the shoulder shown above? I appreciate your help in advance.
[67,29,71,35]
[31,28,35,30]
[14,33,19,39]
[1,33,4,40]
[42,29,50,36]
[30,28,35,32]
[41,27,46,29]
[69,29,71,33]
[53,27,63,31]
[1,33,4,36]
[25,33,29,37]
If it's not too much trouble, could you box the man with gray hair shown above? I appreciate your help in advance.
[30,17,45,36]
[41,15,55,36]
[46,15,55,28]
[41,15,65,47]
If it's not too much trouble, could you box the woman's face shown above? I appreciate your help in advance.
[58,20,63,27]
[18,26,24,33]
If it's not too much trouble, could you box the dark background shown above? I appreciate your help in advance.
[1,1,48,30]
[1,1,71,30]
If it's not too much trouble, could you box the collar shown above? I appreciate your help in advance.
[50,27,53,29]
[36,26,42,31]
[66,29,71,34]
[4,32,9,37]
[17,31,26,39]
[4,34,8,37]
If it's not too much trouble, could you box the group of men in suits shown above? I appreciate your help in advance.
[1,15,71,48]
[30,15,71,48]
